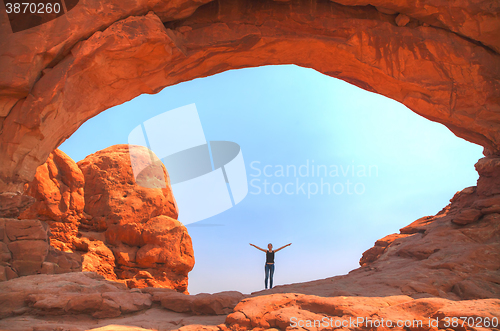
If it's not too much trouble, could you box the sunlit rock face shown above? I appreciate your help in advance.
[15,145,193,292]
[19,149,87,251]
[0,218,82,281]
[77,144,192,291]
[0,0,499,195]
[224,294,500,331]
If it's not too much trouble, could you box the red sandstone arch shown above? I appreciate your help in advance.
[0,0,499,196]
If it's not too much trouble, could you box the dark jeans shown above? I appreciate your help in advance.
[265,263,275,289]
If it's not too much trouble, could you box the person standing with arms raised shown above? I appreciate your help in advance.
[249,242,292,289]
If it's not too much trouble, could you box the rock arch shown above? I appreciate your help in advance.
[1,0,499,198]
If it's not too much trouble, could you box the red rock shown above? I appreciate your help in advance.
[160,291,245,315]
[101,291,152,314]
[475,157,500,197]
[0,193,34,218]
[7,240,49,276]
[0,218,4,241]
[359,233,409,266]
[399,216,435,234]
[191,292,245,315]
[78,145,178,229]
[20,149,86,247]
[78,238,118,282]
[161,292,193,313]
[0,272,151,319]
[452,208,483,225]
[12,144,193,291]
[176,326,220,331]
[89,327,154,331]
[0,242,11,263]
[135,216,194,274]
[77,145,192,291]
[359,245,387,266]
[5,219,49,241]
[395,13,410,27]
[0,218,82,279]
[452,279,500,300]
[112,244,139,267]
[224,293,500,331]
[4,266,18,280]
[0,266,6,282]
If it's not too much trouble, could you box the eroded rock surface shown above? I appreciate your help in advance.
[0,272,236,331]
[77,144,192,291]
[222,293,500,331]
[0,272,498,331]
[0,218,81,281]
[16,145,194,292]
[19,149,87,251]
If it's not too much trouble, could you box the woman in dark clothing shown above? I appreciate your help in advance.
[249,242,292,289]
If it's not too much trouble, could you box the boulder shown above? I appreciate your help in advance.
[20,149,87,247]
[395,13,410,27]
[78,144,178,230]
[0,272,151,319]
[224,293,500,330]
[5,219,49,241]
[0,193,34,218]
[14,145,193,291]
[452,208,483,225]
[476,157,500,197]
[7,240,49,276]
[160,291,245,315]
[77,145,193,291]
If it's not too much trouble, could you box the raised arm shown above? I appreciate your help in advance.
[249,243,267,252]
[274,243,292,252]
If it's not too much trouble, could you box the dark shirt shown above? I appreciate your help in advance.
[266,250,275,264]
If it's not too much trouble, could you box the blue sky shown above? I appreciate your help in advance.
[60,65,483,294]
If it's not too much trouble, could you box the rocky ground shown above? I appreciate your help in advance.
[0,273,498,331]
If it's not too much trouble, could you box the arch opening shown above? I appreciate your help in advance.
[56,65,484,294]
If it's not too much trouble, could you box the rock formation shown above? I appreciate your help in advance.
[0,0,499,197]
[0,272,498,331]
[222,293,500,331]
[0,272,242,330]
[12,145,194,292]
[0,218,82,281]
[0,0,499,329]
[77,144,192,291]
[19,149,88,251]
